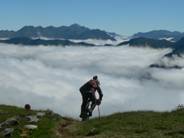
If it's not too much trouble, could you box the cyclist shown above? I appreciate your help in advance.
[79,76,103,120]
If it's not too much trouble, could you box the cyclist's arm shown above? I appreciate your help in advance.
[97,86,103,101]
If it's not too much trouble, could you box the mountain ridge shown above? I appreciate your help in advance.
[133,30,184,41]
[117,37,174,48]
[0,37,95,46]
[0,24,115,40]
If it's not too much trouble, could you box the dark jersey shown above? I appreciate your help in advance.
[79,80,92,93]
[80,79,103,100]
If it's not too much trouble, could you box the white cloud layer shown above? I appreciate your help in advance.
[0,44,183,119]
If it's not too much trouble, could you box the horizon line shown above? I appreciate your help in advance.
[0,23,183,36]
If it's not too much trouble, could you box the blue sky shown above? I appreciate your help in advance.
[0,0,184,35]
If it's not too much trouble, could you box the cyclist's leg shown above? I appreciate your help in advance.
[81,96,91,121]
[88,93,96,116]
[80,92,88,118]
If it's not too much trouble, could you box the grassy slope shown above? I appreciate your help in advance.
[57,110,184,138]
[1,105,184,138]
[0,105,61,138]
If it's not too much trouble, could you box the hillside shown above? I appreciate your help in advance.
[58,109,184,138]
[1,105,184,138]
[0,105,61,138]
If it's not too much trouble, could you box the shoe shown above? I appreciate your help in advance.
[79,113,85,118]
[80,112,88,118]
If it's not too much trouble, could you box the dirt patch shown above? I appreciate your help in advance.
[56,119,78,138]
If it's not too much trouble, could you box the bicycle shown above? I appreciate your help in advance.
[81,98,101,121]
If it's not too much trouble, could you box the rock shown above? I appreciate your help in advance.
[5,117,19,126]
[0,116,19,128]
[24,124,38,130]
[1,128,14,137]
[26,115,39,123]
[86,128,100,136]
[0,122,6,128]
[24,104,31,110]
[36,112,46,117]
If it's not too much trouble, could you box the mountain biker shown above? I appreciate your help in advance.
[79,75,103,120]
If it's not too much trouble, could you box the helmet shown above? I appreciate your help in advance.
[93,75,98,80]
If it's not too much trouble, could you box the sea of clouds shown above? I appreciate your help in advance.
[0,43,184,118]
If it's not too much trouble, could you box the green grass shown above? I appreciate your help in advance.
[1,105,184,138]
[58,109,184,138]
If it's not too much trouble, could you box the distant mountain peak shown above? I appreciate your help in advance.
[69,23,83,27]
